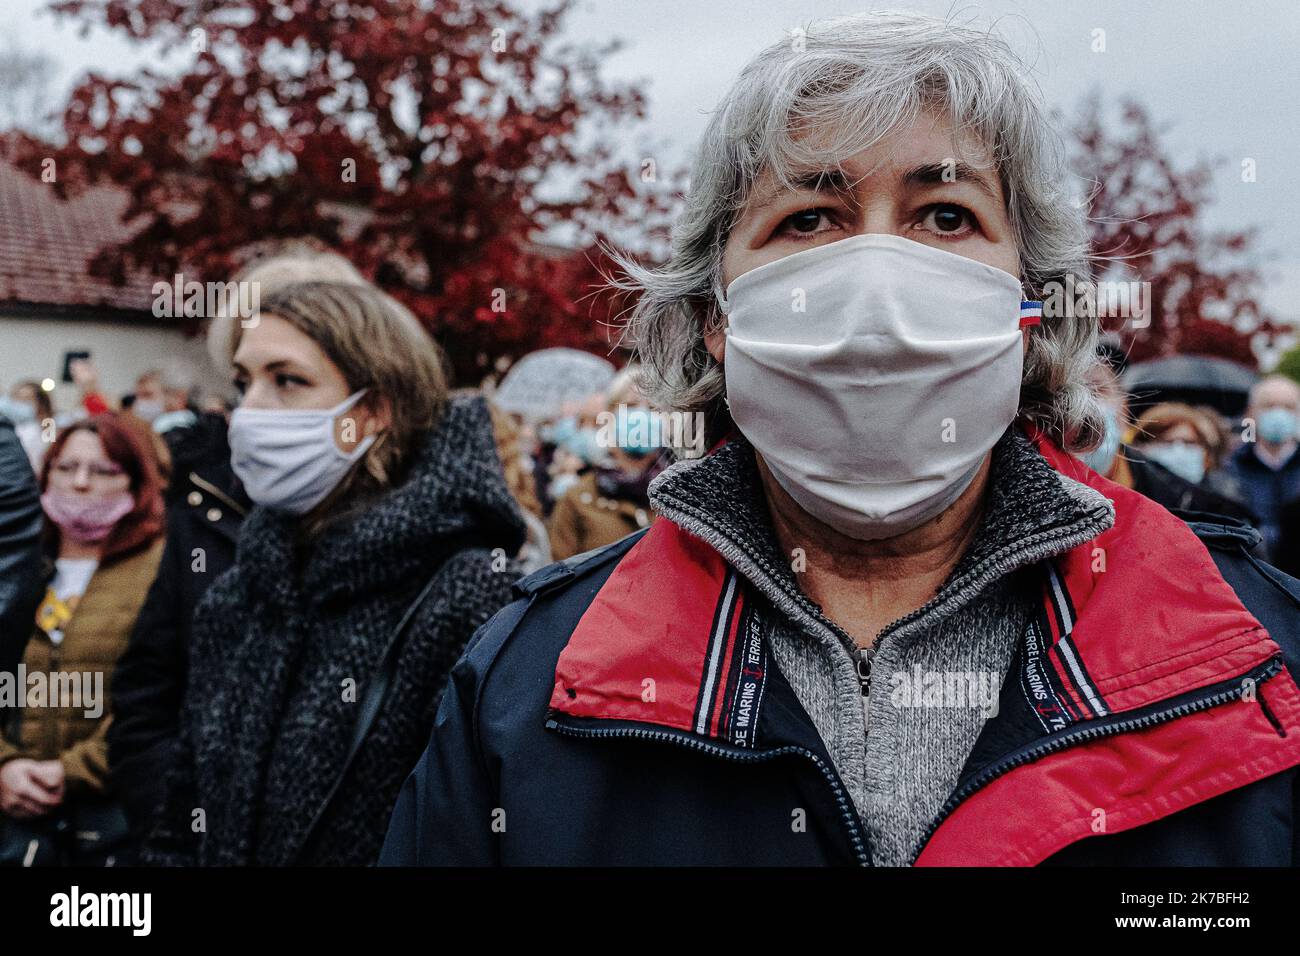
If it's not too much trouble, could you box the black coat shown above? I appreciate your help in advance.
[142,396,526,866]
[0,416,42,679]
[159,411,235,506]
[107,458,248,840]
[1125,446,1256,526]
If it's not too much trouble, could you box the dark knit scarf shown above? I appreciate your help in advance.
[144,395,525,866]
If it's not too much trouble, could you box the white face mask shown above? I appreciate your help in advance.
[229,389,377,515]
[719,233,1037,540]
[1143,441,1206,486]
[133,398,164,423]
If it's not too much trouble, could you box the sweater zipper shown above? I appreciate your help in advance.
[545,717,871,865]
[854,646,873,735]
[909,655,1286,865]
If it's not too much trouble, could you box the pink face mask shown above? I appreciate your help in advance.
[40,490,135,543]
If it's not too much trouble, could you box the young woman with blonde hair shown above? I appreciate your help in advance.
[143,281,524,865]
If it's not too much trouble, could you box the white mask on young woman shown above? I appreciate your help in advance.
[718,233,1038,540]
[229,389,377,515]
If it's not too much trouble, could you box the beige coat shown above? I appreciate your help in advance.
[0,539,164,796]
[548,472,654,560]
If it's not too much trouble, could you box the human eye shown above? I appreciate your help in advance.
[275,373,311,390]
[915,203,979,240]
[774,207,839,241]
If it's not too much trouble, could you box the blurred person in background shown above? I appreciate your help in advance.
[129,369,183,427]
[0,412,43,681]
[1,381,54,471]
[542,392,608,508]
[1078,351,1253,523]
[487,401,553,574]
[142,281,524,866]
[69,358,174,491]
[1075,345,1130,482]
[134,365,232,506]
[1229,375,1300,558]
[0,414,164,866]
[1129,402,1250,516]
[109,250,367,847]
[548,366,667,559]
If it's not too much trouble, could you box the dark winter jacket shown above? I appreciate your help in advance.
[1229,441,1300,558]
[158,411,235,506]
[1125,446,1256,526]
[108,460,248,841]
[0,415,42,679]
[143,396,526,866]
[1278,496,1300,580]
[381,424,1300,866]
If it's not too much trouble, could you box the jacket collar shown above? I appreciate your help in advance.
[550,425,1126,742]
[551,423,1285,731]
[646,425,1114,654]
[548,425,1300,860]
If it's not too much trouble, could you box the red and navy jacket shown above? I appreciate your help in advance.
[381,429,1300,866]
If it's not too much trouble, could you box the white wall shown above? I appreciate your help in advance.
[0,313,230,414]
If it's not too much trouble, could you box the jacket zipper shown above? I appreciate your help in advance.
[909,655,1286,865]
[545,718,871,865]
[854,646,873,736]
[853,646,872,691]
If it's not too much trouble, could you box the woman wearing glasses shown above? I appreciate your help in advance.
[0,414,164,866]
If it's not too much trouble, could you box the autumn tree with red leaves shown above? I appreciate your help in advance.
[19,0,673,381]
[1071,96,1281,368]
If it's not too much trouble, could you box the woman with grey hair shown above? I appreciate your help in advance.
[383,12,1300,867]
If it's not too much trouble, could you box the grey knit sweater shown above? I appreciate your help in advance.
[650,426,1114,866]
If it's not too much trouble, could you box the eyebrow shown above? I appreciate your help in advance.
[902,161,1001,202]
[231,359,299,375]
[748,159,1002,211]
[749,167,855,211]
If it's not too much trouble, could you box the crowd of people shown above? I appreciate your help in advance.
[1080,345,1300,575]
[0,11,1299,869]
[0,248,676,866]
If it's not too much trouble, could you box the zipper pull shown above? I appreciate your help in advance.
[854,646,872,695]
[855,646,873,738]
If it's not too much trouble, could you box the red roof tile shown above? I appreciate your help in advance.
[0,161,156,313]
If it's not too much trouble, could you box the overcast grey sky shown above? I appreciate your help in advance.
[10,0,1300,328]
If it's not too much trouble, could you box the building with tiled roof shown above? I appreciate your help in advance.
[0,160,218,409]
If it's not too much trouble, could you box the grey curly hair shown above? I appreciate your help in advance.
[616,11,1104,453]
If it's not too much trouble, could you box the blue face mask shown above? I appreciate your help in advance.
[614,407,661,458]
[546,416,578,446]
[1143,441,1206,485]
[0,395,36,425]
[1080,408,1122,476]
[1257,408,1298,445]
[562,426,604,464]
